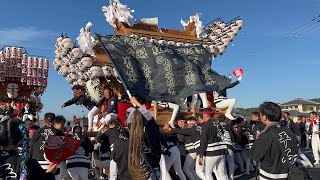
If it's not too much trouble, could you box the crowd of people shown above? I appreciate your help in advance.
[0,84,318,180]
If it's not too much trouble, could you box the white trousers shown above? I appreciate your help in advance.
[205,155,228,180]
[164,146,186,180]
[195,155,206,180]
[159,103,179,127]
[88,106,101,130]
[215,98,237,116]
[160,154,171,180]
[192,93,209,109]
[183,153,200,180]
[22,114,33,121]
[312,134,320,161]
[67,167,88,180]
[296,148,312,166]
[109,159,118,180]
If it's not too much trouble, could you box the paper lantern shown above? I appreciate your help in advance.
[11,58,17,66]
[43,69,48,78]
[158,40,167,46]
[33,57,39,68]
[70,48,83,60]
[27,57,33,68]
[70,73,78,80]
[37,77,42,86]
[17,48,23,58]
[21,66,27,74]
[32,77,37,86]
[167,41,176,46]
[38,58,44,69]
[42,79,47,87]
[236,19,243,27]
[27,77,32,85]
[69,64,76,73]
[140,37,148,42]
[38,69,43,77]
[218,45,226,54]
[17,58,22,68]
[21,74,27,83]
[32,69,38,77]
[27,68,32,77]
[60,65,70,76]
[85,78,103,102]
[7,83,18,98]
[10,47,17,58]
[44,59,49,69]
[0,64,4,72]
[176,42,184,46]
[0,74,5,82]
[102,65,113,77]
[77,72,85,79]
[77,79,86,86]
[16,69,21,77]
[5,47,10,58]
[61,38,74,50]
[22,54,28,65]
[79,57,93,70]
[89,66,102,79]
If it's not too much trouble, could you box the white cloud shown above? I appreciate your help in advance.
[0,27,57,50]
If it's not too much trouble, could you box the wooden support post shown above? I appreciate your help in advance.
[154,101,158,120]
[191,104,196,117]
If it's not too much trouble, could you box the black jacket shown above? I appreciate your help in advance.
[251,124,298,180]
[98,127,132,180]
[64,95,97,110]
[219,122,235,151]
[0,150,55,180]
[281,119,300,136]
[144,119,161,169]
[19,106,36,116]
[198,120,227,156]
[171,127,196,154]
[171,125,203,155]
[98,96,118,114]
[4,106,14,116]
[214,80,239,103]
[29,125,65,170]
[249,120,266,140]
[66,134,94,169]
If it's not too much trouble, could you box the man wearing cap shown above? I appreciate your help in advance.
[198,107,228,180]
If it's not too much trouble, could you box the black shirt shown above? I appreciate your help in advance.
[0,150,55,180]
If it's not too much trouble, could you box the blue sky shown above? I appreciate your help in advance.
[1,0,320,120]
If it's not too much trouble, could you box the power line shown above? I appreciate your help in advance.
[229,14,320,62]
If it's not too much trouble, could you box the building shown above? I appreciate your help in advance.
[279,98,320,122]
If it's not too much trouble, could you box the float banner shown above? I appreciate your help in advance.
[97,34,231,102]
